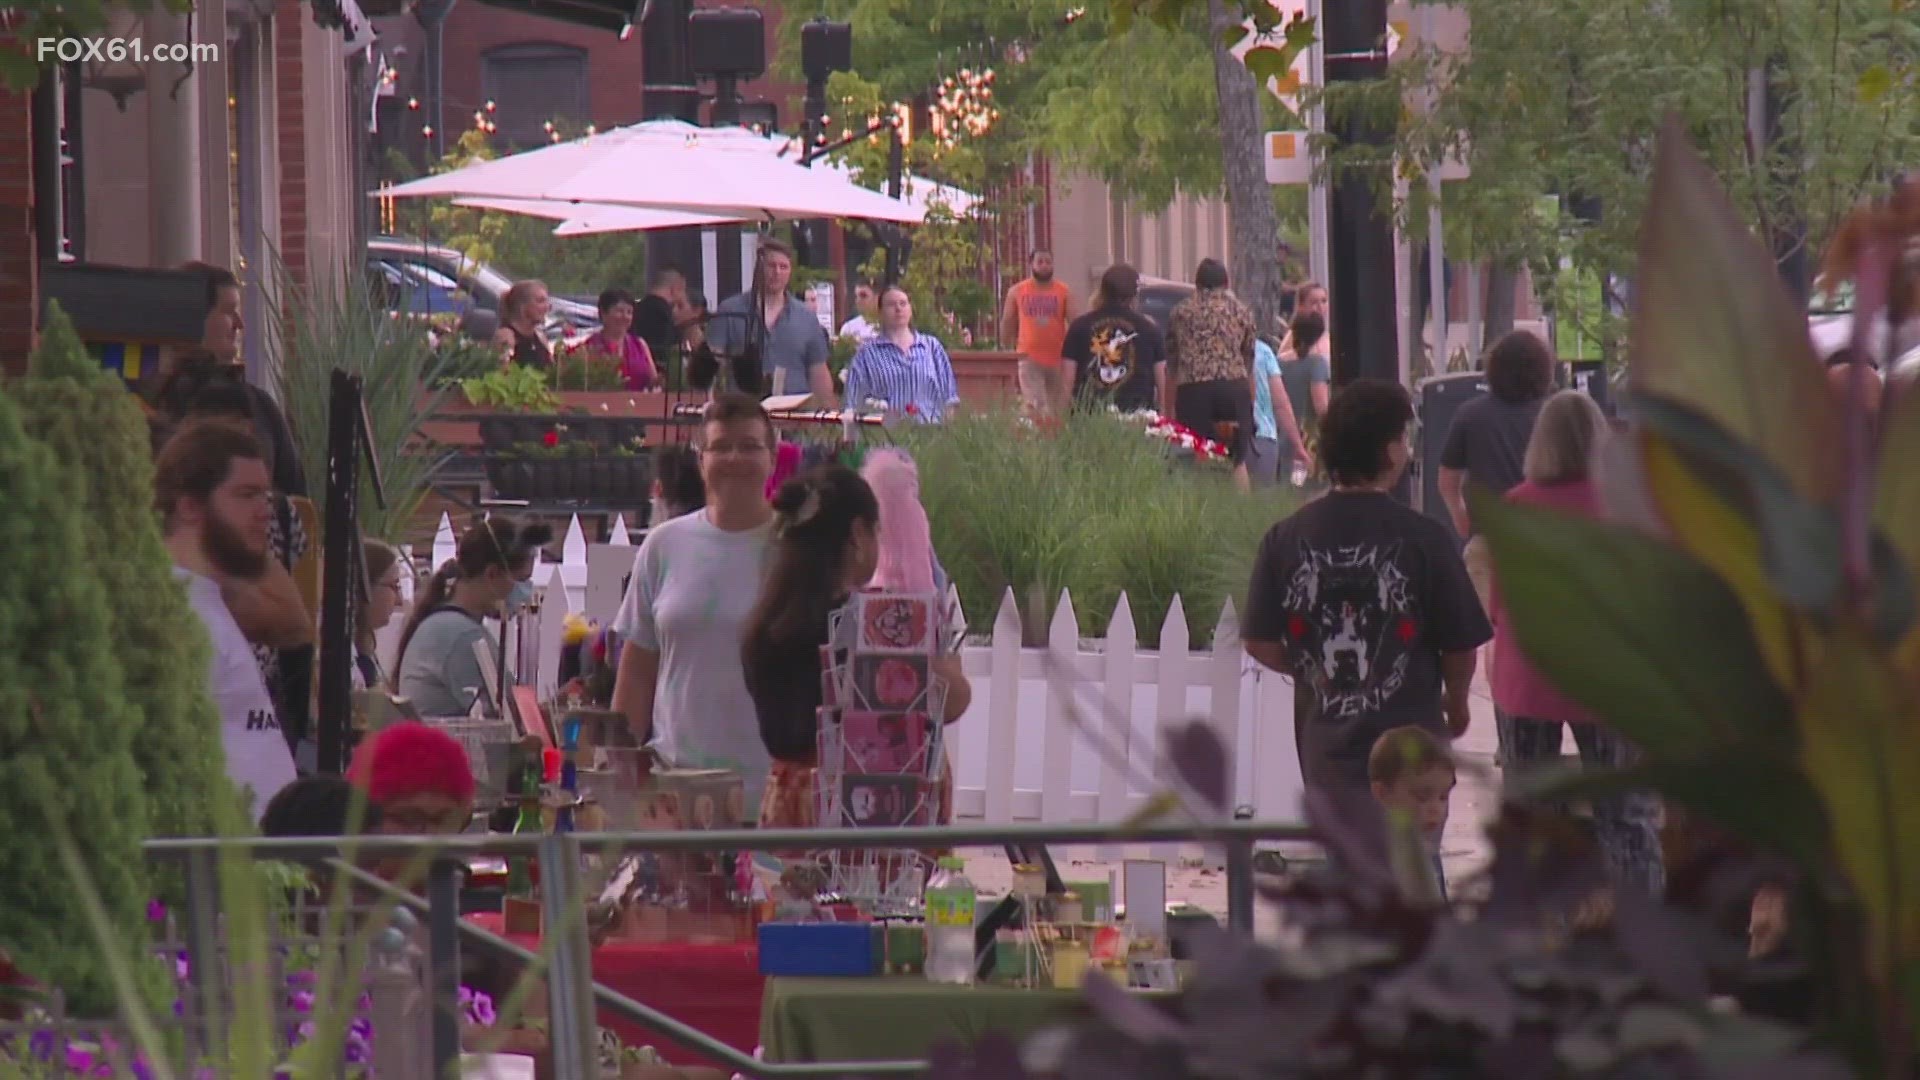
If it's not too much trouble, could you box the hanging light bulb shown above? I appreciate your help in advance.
[485,100,497,113]
[422,124,435,138]
[407,96,419,110]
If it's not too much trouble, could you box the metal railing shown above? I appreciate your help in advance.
[146,819,1312,1079]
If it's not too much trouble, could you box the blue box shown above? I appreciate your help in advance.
[757,922,882,977]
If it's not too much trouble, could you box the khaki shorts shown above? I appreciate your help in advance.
[1017,358,1068,416]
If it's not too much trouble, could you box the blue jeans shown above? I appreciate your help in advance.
[1498,710,1665,895]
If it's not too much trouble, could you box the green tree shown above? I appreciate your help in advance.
[779,0,1305,328]
[1373,0,1920,355]
[12,305,231,843]
[0,320,155,1014]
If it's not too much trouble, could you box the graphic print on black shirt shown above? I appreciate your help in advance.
[1282,542,1417,718]
[1063,306,1163,412]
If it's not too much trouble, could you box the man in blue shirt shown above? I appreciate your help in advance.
[707,239,837,404]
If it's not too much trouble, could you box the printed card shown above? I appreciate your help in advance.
[851,654,931,712]
[840,710,932,775]
[840,774,930,829]
[854,593,937,653]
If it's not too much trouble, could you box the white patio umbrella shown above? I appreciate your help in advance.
[452,197,749,233]
[378,119,925,224]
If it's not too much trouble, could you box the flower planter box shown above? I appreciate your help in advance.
[420,390,683,450]
[950,350,1020,404]
[486,455,652,505]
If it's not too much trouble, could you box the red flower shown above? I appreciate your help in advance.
[904,402,920,415]
[543,430,559,448]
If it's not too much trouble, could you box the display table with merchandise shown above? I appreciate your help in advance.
[464,912,764,1069]
[758,977,1082,1064]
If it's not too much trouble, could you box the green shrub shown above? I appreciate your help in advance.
[11,305,229,844]
[0,362,154,1015]
[900,408,1294,649]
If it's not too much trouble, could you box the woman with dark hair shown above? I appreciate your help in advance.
[1165,257,1258,490]
[742,463,972,830]
[494,280,554,370]
[648,444,706,525]
[394,517,552,716]
[575,287,658,390]
[355,539,407,691]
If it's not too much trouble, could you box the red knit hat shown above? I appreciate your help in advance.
[348,722,476,808]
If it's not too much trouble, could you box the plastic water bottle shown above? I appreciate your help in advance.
[923,857,978,985]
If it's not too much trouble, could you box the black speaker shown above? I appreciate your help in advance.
[688,8,766,78]
[1416,371,1488,545]
[801,17,853,80]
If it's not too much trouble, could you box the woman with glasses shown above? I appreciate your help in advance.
[394,518,553,717]
[354,539,407,691]
[611,392,779,814]
[348,721,477,835]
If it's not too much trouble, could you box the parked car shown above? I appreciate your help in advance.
[1135,276,1192,336]
[367,237,599,345]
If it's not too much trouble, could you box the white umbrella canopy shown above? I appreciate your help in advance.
[379,119,925,224]
[452,197,749,232]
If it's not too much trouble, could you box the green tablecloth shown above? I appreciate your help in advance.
[759,977,1081,1064]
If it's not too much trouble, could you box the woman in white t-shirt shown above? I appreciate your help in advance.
[612,392,779,814]
[393,518,552,717]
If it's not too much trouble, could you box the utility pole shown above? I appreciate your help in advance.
[1321,0,1398,388]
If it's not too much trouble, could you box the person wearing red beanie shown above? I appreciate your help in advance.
[348,722,476,834]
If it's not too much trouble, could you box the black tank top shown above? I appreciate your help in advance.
[508,325,553,369]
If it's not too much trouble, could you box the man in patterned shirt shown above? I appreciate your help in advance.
[1166,258,1258,490]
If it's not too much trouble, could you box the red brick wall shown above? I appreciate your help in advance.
[275,0,309,284]
[436,0,804,141]
[0,85,36,375]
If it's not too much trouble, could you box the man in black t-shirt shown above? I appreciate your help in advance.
[1244,379,1491,791]
[1438,330,1554,609]
[633,267,686,364]
[1060,263,1166,413]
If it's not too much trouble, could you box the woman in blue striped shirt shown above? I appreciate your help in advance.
[844,285,962,422]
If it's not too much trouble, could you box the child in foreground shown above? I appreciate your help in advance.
[1368,725,1456,901]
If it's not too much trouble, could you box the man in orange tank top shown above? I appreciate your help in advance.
[1000,250,1076,417]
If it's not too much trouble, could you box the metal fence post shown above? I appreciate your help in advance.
[181,849,225,1058]
[539,834,597,1079]
[369,911,430,1080]
[427,857,464,1078]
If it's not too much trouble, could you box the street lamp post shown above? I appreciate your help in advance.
[1322,0,1399,390]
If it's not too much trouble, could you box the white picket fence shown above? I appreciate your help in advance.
[385,514,1306,832]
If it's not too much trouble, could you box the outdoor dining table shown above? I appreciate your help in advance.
[757,977,1084,1064]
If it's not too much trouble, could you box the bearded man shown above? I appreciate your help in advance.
[156,420,298,820]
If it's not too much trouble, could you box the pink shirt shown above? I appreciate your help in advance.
[579,332,658,391]
[1490,477,1603,726]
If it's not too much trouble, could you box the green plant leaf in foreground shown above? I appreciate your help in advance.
[1470,488,1794,757]
[1629,118,1842,506]
[1796,626,1920,978]
[1630,396,1844,613]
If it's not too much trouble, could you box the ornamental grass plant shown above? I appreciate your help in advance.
[899,407,1292,649]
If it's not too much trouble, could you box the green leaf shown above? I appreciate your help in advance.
[28,302,100,383]
[1797,627,1920,973]
[1282,13,1318,55]
[1629,119,1843,506]
[1631,396,1844,613]
[1471,488,1796,756]
[1243,46,1296,91]
[1219,23,1251,50]
[1878,384,1920,590]
[1858,64,1894,103]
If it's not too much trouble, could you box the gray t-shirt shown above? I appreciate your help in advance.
[1440,393,1546,535]
[397,608,496,717]
[612,509,774,811]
